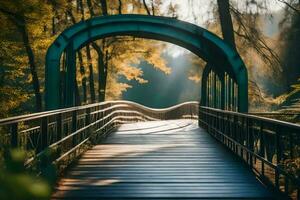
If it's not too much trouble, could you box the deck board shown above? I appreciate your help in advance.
[52,120,274,199]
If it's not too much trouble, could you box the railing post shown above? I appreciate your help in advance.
[276,125,282,165]
[228,77,232,110]
[248,119,253,167]
[11,123,18,148]
[56,113,62,141]
[289,130,293,159]
[38,117,48,153]
[275,125,282,192]
[213,72,217,108]
[220,72,225,110]
[86,107,91,136]
[259,122,264,158]
[231,80,235,111]
[72,110,77,146]
[258,120,265,176]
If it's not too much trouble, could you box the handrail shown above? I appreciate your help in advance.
[250,112,300,124]
[0,101,199,174]
[199,106,300,199]
[0,101,198,125]
[202,106,300,130]
[251,112,300,116]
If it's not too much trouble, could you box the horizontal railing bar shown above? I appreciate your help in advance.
[201,106,300,130]
[250,112,300,115]
[0,101,198,126]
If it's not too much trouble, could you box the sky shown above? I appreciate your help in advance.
[160,0,285,57]
[161,0,285,26]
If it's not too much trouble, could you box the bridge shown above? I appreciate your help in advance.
[0,14,299,199]
[1,101,299,199]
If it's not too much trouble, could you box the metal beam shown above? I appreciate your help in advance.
[65,42,76,107]
[45,15,248,112]
[200,64,212,107]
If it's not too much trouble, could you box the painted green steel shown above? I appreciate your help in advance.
[220,72,225,109]
[200,65,211,107]
[45,14,248,112]
[65,42,76,107]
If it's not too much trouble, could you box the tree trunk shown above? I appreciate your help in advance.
[217,0,236,49]
[78,51,87,103]
[18,20,42,111]
[96,0,109,101]
[214,0,237,111]
[143,0,151,15]
[86,0,95,16]
[92,43,107,102]
[78,0,84,20]
[118,0,122,14]
[86,45,96,102]
[100,0,108,15]
[82,77,87,103]
[75,81,81,105]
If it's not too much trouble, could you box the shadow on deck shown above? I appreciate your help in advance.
[52,120,274,199]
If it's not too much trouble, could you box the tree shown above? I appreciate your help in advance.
[217,0,236,49]
[0,1,51,111]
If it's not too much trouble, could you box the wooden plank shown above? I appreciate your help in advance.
[53,120,273,199]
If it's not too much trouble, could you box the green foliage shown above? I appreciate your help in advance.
[0,149,52,200]
[278,77,300,115]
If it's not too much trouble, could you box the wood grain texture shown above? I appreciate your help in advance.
[52,120,274,199]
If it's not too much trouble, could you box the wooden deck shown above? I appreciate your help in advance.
[53,120,274,199]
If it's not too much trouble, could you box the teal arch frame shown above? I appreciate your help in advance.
[45,14,248,112]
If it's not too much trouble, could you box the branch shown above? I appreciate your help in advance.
[230,5,282,70]
[277,0,300,14]
[86,0,95,17]
[143,0,151,15]
[151,0,155,16]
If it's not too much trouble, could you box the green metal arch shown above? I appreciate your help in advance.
[45,14,248,112]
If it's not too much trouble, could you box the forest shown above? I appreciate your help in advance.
[0,0,299,117]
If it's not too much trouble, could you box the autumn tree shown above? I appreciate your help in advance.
[0,1,53,112]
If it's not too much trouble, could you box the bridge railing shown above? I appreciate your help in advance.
[0,101,198,172]
[250,112,300,124]
[199,106,300,199]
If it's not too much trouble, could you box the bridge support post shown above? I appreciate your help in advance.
[220,72,225,110]
[237,68,248,113]
[37,117,48,153]
[213,71,217,108]
[227,76,232,111]
[231,80,235,111]
[200,65,211,107]
[65,42,76,108]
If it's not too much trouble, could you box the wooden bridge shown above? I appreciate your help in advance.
[53,119,273,199]
[0,101,299,199]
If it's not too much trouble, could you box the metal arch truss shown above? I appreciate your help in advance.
[201,64,241,112]
[45,14,248,112]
